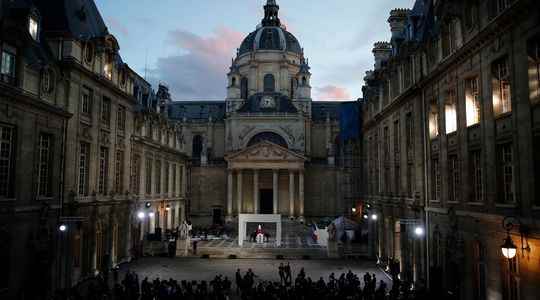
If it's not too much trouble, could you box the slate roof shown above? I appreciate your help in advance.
[34,0,108,39]
[311,101,341,121]
[239,26,302,55]
[168,101,227,122]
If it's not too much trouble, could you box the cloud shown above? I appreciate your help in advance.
[314,85,352,100]
[106,17,129,37]
[150,26,244,100]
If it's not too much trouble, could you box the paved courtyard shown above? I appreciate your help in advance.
[121,257,391,285]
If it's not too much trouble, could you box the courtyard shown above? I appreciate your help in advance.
[121,257,391,285]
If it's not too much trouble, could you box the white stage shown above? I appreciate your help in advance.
[238,214,282,247]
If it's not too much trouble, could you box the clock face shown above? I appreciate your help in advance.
[260,96,276,108]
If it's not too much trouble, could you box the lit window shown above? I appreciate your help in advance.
[492,57,512,115]
[37,133,52,197]
[429,102,439,138]
[445,90,457,134]
[466,77,481,126]
[528,39,540,103]
[0,125,15,198]
[104,54,113,80]
[29,16,39,41]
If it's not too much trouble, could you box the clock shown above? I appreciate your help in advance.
[260,96,276,108]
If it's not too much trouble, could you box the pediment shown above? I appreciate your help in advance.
[226,141,306,162]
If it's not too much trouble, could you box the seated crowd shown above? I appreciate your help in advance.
[54,265,429,300]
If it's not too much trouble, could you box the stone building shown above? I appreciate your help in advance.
[1,0,188,296]
[0,1,71,298]
[168,0,362,226]
[362,0,540,299]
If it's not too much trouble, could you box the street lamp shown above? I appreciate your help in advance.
[58,224,67,232]
[137,211,146,220]
[371,214,378,221]
[414,226,424,237]
[351,207,357,213]
[500,216,530,260]
[501,235,517,259]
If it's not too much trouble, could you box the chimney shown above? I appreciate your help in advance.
[372,42,392,70]
[388,9,410,40]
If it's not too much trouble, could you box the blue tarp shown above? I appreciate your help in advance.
[339,102,361,142]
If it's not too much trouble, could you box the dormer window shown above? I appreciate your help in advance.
[29,16,39,41]
[104,53,113,80]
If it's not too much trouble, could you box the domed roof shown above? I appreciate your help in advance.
[238,0,303,56]
[239,26,302,55]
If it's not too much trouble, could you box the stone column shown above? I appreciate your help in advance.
[253,170,259,214]
[227,170,233,219]
[289,170,295,218]
[237,170,243,214]
[273,170,279,214]
[299,171,305,221]
[166,207,172,229]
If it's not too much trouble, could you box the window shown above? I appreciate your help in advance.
[469,150,483,203]
[1,49,16,81]
[445,90,457,134]
[448,154,460,202]
[37,133,52,197]
[407,163,414,197]
[115,150,124,194]
[172,164,177,195]
[496,143,514,204]
[155,160,161,194]
[432,158,441,201]
[104,53,113,80]
[78,143,90,196]
[290,78,298,99]
[442,20,457,58]
[496,0,512,14]
[29,16,39,41]
[101,97,111,126]
[130,155,141,194]
[466,77,481,126]
[493,57,512,115]
[383,126,390,160]
[81,87,92,115]
[473,241,487,300]
[394,166,400,196]
[180,165,185,195]
[429,102,440,138]
[84,43,94,64]
[528,38,540,103]
[0,125,14,198]
[405,112,414,158]
[41,69,54,94]
[98,147,109,195]
[145,158,152,195]
[264,74,275,92]
[117,105,126,131]
[464,0,478,30]
[241,78,248,100]
[164,161,169,194]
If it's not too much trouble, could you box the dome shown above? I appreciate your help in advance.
[238,26,303,56]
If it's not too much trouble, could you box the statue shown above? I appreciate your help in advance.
[256,224,265,244]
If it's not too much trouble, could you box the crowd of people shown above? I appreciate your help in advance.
[53,264,432,300]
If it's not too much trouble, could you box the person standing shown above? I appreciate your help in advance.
[235,269,242,294]
[278,263,285,285]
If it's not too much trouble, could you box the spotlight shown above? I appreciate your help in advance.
[137,212,145,220]
[145,202,151,208]
[371,214,378,221]
[149,212,155,217]
[351,207,357,213]
[415,226,424,236]
[59,224,67,232]
[363,214,369,220]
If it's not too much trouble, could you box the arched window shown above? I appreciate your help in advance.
[302,76,307,86]
[247,132,288,148]
[264,74,275,92]
[290,78,298,99]
[241,77,248,99]
[192,135,203,158]
[231,77,236,87]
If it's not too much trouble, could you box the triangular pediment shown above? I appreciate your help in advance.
[226,141,306,162]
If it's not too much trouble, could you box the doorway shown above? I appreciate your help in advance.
[213,208,223,225]
[259,189,273,214]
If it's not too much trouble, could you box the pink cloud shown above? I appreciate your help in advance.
[151,26,244,100]
[315,85,352,100]
[106,17,129,37]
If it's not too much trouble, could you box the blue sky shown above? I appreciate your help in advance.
[95,0,415,101]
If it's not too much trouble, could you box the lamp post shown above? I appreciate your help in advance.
[500,216,530,260]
